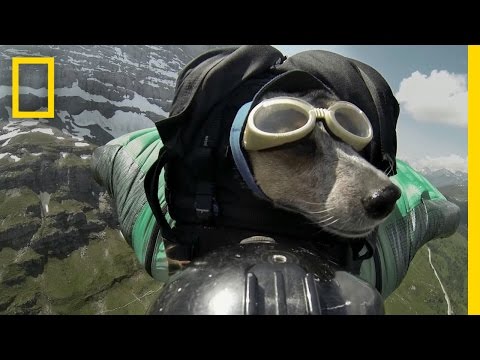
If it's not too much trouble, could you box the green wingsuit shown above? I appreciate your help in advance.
[92,127,460,298]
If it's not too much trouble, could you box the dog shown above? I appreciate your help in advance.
[166,88,401,270]
[246,89,401,239]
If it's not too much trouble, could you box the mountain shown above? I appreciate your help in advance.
[420,168,467,188]
[0,45,225,145]
[0,45,224,314]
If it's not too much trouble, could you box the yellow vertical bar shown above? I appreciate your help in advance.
[11,58,19,117]
[468,45,479,314]
[47,57,54,118]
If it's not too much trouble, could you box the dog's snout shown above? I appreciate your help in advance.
[362,184,401,220]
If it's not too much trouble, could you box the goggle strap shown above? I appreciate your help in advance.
[230,102,270,201]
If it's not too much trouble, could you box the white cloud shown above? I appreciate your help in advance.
[400,154,468,173]
[395,70,467,127]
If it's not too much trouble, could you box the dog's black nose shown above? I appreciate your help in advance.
[362,184,401,220]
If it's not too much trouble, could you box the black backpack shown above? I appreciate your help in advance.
[144,45,400,267]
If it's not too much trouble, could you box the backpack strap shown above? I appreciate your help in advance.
[144,146,176,242]
[192,113,222,223]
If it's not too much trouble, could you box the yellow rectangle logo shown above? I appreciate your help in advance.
[11,57,55,118]
[468,45,478,315]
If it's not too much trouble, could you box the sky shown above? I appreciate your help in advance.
[273,45,468,173]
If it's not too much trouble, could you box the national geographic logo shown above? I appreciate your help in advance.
[11,57,55,118]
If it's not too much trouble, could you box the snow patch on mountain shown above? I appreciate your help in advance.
[67,109,154,138]
[0,129,28,142]
[10,154,21,162]
[31,128,54,135]
[0,85,47,97]
[54,81,168,116]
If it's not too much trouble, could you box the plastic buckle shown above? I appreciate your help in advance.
[195,194,213,222]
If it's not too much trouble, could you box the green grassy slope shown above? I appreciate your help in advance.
[385,231,467,315]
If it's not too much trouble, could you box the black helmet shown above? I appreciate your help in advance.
[148,238,384,315]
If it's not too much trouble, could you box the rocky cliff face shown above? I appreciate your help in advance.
[0,45,223,145]
[0,122,164,314]
[0,45,222,314]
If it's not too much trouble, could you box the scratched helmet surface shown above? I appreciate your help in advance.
[148,239,385,315]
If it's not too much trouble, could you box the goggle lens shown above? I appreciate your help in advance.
[330,104,371,138]
[253,105,309,134]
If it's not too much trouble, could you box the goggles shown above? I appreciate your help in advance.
[243,97,373,151]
